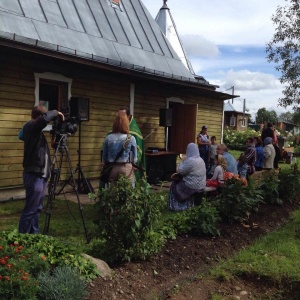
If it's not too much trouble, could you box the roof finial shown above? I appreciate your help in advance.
[163,0,168,7]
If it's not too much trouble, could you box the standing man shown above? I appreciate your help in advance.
[19,105,64,234]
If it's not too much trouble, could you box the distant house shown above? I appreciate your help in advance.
[224,102,250,131]
[0,0,234,190]
[277,119,300,136]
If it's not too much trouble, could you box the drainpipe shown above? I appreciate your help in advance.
[130,83,135,115]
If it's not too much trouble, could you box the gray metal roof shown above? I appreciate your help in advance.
[0,0,212,85]
[224,101,250,115]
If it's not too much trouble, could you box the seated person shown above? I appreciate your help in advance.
[168,143,206,211]
[237,153,248,179]
[216,144,238,174]
[206,154,227,187]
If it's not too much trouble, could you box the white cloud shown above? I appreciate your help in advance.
[220,69,280,91]
[142,0,295,116]
[143,0,286,46]
[181,35,220,58]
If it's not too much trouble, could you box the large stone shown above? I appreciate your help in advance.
[82,254,112,278]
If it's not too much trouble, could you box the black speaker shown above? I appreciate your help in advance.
[69,97,89,121]
[159,108,172,127]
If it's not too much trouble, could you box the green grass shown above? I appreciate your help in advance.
[210,210,300,285]
[0,197,98,250]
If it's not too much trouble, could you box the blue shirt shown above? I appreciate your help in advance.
[255,146,264,168]
[223,152,238,174]
[103,133,137,164]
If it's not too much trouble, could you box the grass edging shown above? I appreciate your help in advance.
[209,210,300,296]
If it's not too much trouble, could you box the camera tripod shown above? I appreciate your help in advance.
[57,121,94,195]
[43,134,91,243]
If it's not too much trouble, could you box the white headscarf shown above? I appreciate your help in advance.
[186,143,200,159]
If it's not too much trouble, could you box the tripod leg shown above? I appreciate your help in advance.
[65,148,90,243]
[77,167,94,194]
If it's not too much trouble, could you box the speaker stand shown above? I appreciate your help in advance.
[165,126,169,151]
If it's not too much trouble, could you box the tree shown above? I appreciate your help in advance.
[293,110,300,125]
[266,0,300,109]
[256,108,278,124]
[279,111,294,122]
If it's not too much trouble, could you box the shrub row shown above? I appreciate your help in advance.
[91,164,300,264]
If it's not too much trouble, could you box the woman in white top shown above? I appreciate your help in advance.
[168,143,206,211]
[206,154,227,187]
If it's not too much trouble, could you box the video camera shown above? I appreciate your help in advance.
[51,106,78,149]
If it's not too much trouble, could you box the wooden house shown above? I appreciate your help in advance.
[0,0,234,191]
[224,102,250,131]
[277,119,300,136]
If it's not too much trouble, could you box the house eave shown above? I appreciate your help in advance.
[0,37,235,100]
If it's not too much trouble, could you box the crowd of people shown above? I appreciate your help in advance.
[168,124,282,211]
[18,106,284,229]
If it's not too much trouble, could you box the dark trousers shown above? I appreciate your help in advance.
[199,148,209,170]
[19,173,47,234]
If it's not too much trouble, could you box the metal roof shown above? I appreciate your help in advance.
[224,101,250,115]
[0,0,213,86]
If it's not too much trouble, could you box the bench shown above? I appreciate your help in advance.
[194,186,217,205]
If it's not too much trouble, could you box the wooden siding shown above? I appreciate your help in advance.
[0,47,224,190]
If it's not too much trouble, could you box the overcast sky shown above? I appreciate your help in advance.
[142,0,292,120]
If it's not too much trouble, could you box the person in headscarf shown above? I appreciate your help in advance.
[263,137,275,169]
[206,154,227,187]
[168,143,206,211]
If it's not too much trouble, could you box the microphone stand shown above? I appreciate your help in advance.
[144,128,157,141]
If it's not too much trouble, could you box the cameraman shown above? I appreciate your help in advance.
[19,105,64,234]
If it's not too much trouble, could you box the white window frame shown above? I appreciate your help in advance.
[241,118,246,127]
[34,72,72,131]
[230,116,236,126]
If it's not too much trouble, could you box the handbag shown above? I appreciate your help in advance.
[99,162,114,184]
[100,134,132,183]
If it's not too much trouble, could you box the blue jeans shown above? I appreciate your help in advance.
[19,173,47,234]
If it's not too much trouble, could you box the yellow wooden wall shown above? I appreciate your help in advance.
[0,48,224,190]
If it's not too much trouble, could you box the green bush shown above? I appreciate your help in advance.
[92,176,165,263]
[215,177,264,223]
[223,127,259,149]
[258,170,281,205]
[0,231,99,282]
[278,163,300,202]
[37,265,87,300]
[165,200,221,236]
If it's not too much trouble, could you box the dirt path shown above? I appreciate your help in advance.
[86,201,299,300]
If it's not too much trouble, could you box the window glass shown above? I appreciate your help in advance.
[230,117,236,126]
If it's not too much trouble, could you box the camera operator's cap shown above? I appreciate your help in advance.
[202,125,208,130]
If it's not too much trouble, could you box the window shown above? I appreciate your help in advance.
[34,72,72,130]
[230,117,236,126]
[241,118,246,127]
